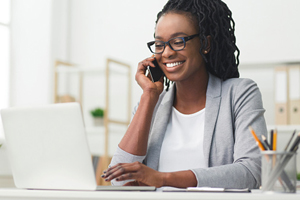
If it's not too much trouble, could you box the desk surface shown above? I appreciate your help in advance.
[0,188,300,200]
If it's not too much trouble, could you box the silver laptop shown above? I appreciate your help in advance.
[1,103,155,191]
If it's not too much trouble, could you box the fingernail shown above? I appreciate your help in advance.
[103,171,107,174]
[101,175,105,178]
[116,178,119,181]
[105,178,108,181]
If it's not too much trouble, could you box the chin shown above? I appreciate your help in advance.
[164,75,176,82]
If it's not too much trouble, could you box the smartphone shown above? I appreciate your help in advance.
[148,58,164,82]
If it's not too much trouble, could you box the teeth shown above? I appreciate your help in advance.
[166,62,183,68]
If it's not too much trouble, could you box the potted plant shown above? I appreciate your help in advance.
[90,107,104,126]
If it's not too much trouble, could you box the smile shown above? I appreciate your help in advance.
[165,61,184,68]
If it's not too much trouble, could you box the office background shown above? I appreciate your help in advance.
[1,0,300,186]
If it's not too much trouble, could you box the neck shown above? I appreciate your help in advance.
[173,71,209,114]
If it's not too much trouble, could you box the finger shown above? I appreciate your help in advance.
[137,57,156,70]
[104,163,137,181]
[102,164,125,179]
[156,74,164,84]
[137,60,155,71]
[113,162,144,182]
[104,161,144,182]
[123,181,139,186]
[123,181,148,186]
[104,162,131,174]
[115,172,137,182]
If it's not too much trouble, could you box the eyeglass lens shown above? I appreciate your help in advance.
[151,37,185,54]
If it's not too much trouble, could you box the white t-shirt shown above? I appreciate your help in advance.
[158,107,206,172]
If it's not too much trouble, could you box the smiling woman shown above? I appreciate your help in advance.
[102,0,267,189]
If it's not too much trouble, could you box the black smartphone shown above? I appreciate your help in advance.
[148,58,164,82]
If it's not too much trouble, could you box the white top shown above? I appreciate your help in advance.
[158,107,206,172]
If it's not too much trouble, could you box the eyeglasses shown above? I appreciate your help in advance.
[147,34,199,54]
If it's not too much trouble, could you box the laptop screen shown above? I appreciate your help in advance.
[1,103,97,190]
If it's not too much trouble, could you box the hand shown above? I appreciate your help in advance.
[135,57,164,96]
[102,162,165,188]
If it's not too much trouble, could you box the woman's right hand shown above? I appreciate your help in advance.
[116,57,165,156]
[135,57,164,97]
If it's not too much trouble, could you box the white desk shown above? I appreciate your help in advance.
[0,188,300,200]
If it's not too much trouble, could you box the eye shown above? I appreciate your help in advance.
[155,41,164,48]
[171,38,184,46]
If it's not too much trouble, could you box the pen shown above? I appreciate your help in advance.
[270,130,274,150]
[261,135,271,150]
[284,130,296,151]
[289,132,300,152]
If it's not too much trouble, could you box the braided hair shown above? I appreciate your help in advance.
[156,0,240,90]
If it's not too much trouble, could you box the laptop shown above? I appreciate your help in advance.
[1,102,155,191]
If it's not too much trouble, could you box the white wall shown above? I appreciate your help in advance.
[10,0,53,107]
[7,0,300,122]
[68,0,167,110]
[65,0,300,126]
[225,0,300,64]
[66,0,300,111]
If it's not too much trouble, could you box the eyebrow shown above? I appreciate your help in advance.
[155,32,189,40]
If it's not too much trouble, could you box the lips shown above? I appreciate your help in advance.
[165,61,184,68]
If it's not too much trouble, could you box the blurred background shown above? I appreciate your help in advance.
[0,0,300,186]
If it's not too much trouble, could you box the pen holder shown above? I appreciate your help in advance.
[261,151,297,193]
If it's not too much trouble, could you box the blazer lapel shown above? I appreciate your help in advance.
[145,86,175,170]
[203,74,222,167]
[145,74,222,169]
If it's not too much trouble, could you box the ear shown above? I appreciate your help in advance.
[203,35,211,54]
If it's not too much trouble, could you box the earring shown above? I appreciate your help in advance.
[204,50,208,54]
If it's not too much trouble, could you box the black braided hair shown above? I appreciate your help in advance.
[156,0,240,90]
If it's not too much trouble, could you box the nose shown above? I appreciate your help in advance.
[162,44,176,58]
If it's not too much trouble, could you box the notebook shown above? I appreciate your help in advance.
[1,102,155,191]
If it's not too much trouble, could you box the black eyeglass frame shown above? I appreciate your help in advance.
[147,34,199,54]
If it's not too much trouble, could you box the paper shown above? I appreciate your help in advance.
[162,187,250,193]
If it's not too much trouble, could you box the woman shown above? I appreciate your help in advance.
[102,0,267,189]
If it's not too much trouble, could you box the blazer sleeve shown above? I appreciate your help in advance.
[191,78,267,189]
[109,103,147,186]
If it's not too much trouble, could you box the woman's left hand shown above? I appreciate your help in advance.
[102,161,165,188]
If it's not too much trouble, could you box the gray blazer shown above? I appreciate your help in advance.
[110,73,267,189]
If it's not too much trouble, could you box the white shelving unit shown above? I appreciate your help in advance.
[239,62,300,128]
[240,63,300,172]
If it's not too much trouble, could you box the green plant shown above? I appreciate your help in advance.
[90,108,104,118]
[297,173,300,181]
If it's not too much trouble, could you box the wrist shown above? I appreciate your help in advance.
[159,171,197,188]
[141,89,160,103]
[161,172,171,187]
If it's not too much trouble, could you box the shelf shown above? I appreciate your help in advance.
[239,62,300,69]
[85,126,126,135]
[267,125,300,133]
[55,65,128,75]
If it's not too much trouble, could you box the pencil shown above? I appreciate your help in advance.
[273,129,277,151]
[249,126,265,151]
